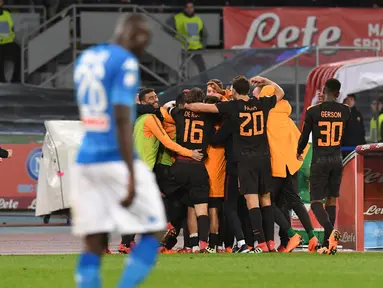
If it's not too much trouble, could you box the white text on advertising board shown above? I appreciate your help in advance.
[234,12,383,52]
[0,198,19,209]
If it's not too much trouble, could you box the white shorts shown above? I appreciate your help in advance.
[70,159,166,236]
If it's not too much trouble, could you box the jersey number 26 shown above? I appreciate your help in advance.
[74,51,110,132]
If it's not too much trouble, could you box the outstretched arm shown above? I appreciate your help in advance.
[145,115,193,158]
[250,76,285,101]
[184,103,219,113]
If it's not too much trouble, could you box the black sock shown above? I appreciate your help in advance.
[292,201,314,234]
[279,227,289,247]
[121,234,135,246]
[261,205,275,242]
[324,206,336,247]
[326,205,336,226]
[311,202,333,246]
[183,221,190,248]
[189,235,199,247]
[162,197,171,221]
[169,200,187,228]
[248,207,266,244]
[240,208,254,246]
[238,197,253,245]
[218,210,226,247]
[197,215,209,242]
[277,204,290,246]
[225,206,245,243]
[273,204,290,236]
[165,236,178,250]
[209,233,219,248]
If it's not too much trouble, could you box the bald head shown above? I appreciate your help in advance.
[114,14,150,57]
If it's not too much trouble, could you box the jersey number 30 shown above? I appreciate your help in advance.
[318,121,343,146]
[184,119,204,144]
[239,111,264,136]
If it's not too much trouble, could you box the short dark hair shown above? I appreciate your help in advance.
[208,79,223,90]
[232,75,250,95]
[205,96,220,104]
[176,91,186,106]
[185,87,204,104]
[347,94,356,100]
[185,0,194,6]
[324,78,341,94]
[138,88,155,102]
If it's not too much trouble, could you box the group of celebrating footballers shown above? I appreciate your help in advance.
[71,14,350,288]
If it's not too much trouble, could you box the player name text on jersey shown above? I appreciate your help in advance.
[244,105,258,111]
[184,111,201,118]
[320,111,342,118]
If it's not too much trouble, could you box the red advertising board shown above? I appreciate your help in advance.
[0,144,41,210]
[363,154,383,221]
[337,155,364,250]
[223,7,383,66]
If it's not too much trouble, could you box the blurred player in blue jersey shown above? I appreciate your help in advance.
[71,14,167,288]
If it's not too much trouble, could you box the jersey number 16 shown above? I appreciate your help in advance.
[184,119,204,144]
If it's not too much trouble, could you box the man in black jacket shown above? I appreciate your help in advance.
[342,94,366,158]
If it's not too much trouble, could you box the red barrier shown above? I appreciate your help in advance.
[0,144,41,210]
[338,143,383,251]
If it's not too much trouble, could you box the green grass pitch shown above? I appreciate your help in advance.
[0,253,382,288]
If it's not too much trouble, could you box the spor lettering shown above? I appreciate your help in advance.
[353,23,383,52]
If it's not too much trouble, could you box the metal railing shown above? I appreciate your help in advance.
[176,45,380,122]
[20,4,187,85]
[39,61,171,88]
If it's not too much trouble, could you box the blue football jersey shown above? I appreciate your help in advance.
[74,43,139,164]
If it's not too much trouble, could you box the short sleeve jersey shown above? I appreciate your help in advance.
[216,96,277,160]
[170,107,216,160]
[74,43,139,164]
[299,101,351,160]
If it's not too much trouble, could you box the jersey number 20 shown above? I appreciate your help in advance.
[239,111,264,136]
[318,121,343,146]
[184,119,204,144]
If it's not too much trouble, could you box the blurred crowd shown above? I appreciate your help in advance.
[4,0,383,8]
[1,0,383,143]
